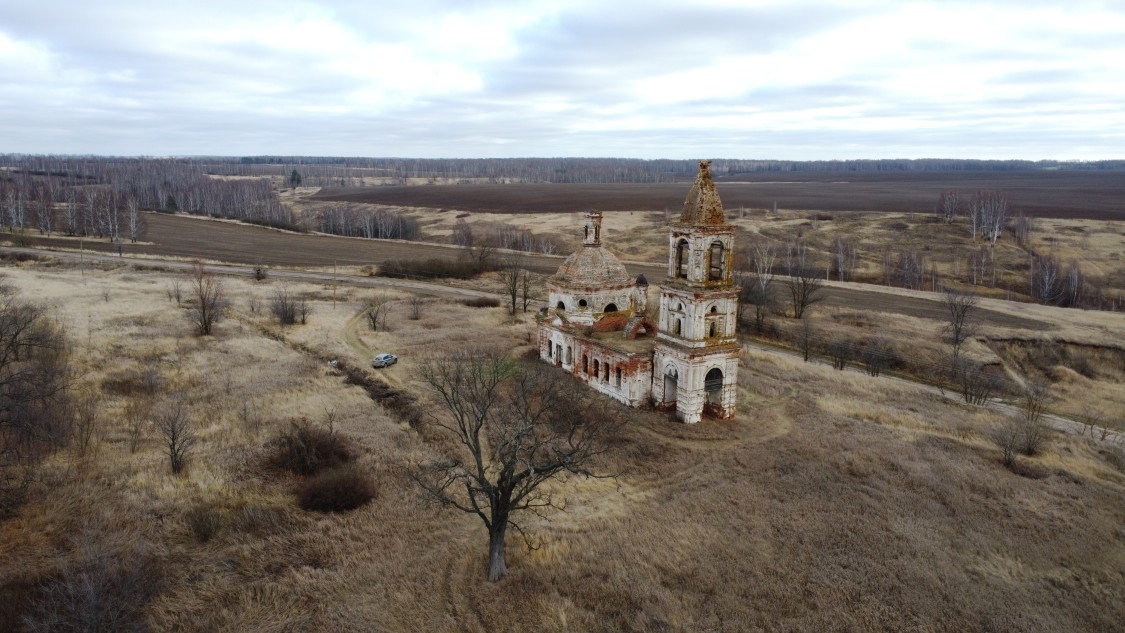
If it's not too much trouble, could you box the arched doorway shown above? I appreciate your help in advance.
[705,368,724,406]
[663,366,678,406]
[604,303,618,313]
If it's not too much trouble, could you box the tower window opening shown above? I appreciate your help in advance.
[676,239,689,278]
[709,322,717,337]
[615,367,622,388]
[593,359,600,378]
[709,242,725,281]
[674,318,682,335]
[557,301,565,310]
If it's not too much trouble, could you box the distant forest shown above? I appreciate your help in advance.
[3,155,1124,188]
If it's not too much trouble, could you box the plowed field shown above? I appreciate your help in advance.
[314,170,1125,219]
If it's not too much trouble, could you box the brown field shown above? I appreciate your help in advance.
[1,261,1123,632]
[314,170,1125,220]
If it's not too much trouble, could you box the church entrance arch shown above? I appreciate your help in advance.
[663,366,678,406]
[705,368,724,405]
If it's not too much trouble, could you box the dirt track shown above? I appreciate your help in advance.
[15,212,1049,330]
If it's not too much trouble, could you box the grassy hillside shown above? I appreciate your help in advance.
[0,261,1122,632]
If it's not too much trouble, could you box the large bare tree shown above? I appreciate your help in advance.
[414,349,618,581]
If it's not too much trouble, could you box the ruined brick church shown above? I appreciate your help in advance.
[536,161,740,423]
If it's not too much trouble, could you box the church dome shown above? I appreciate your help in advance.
[551,246,633,288]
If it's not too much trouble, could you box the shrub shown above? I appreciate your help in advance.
[185,503,225,543]
[268,418,353,476]
[377,257,495,280]
[463,296,501,308]
[270,287,310,326]
[296,464,376,512]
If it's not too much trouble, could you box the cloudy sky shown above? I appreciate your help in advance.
[2,0,1123,159]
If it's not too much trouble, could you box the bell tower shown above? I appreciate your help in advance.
[651,161,740,423]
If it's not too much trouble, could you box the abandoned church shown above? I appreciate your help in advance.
[536,160,741,423]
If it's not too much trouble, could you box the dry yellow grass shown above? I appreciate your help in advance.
[1,260,1123,632]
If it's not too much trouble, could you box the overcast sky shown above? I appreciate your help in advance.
[2,1,1123,159]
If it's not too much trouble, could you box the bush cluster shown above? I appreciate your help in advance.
[297,464,376,513]
[268,418,353,476]
[377,257,495,280]
[462,296,501,308]
[266,419,376,513]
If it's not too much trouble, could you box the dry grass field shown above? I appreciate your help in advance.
[1,259,1122,632]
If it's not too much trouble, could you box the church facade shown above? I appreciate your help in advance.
[536,161,740,423]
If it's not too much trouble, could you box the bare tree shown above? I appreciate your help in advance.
[0,288,72,515]
[1018,380,1051,456]
[187,262,226,336]
[787,266,824,319]
[955,358,996,405]
[156,398,194,474]
[414,349,618,581]
[498,255,524,315]
[23,528,162,633]
[520,270,537,313]
[365,295,390,331]
[744,241,776,331]
[1012,211,1032,246]
[861,337,896,377]
[942,288,978,377]
[970,191,1009,247]
[799,315,814,362]
[270,286,309,326]
[936,190,960,224]
[831,236,856,282]
[125,196,144,243]
[408,296,424,320]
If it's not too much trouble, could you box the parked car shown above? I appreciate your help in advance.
[371,353,398,368]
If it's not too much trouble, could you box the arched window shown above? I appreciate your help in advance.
[709,242,725,281]
[709,322,717,337]
[676,239,689,278]
[604,303,618,313]
[557,301,565,310]
[674,318,682,335]
[593,359,600,378]
[582,354,588,373]
[578,299,588,308]
[615,367,622,388]
[547,343,553,358]
[710,305,718,314]
[603,363,609,381]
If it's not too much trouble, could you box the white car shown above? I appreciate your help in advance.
[371,353,398,368]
